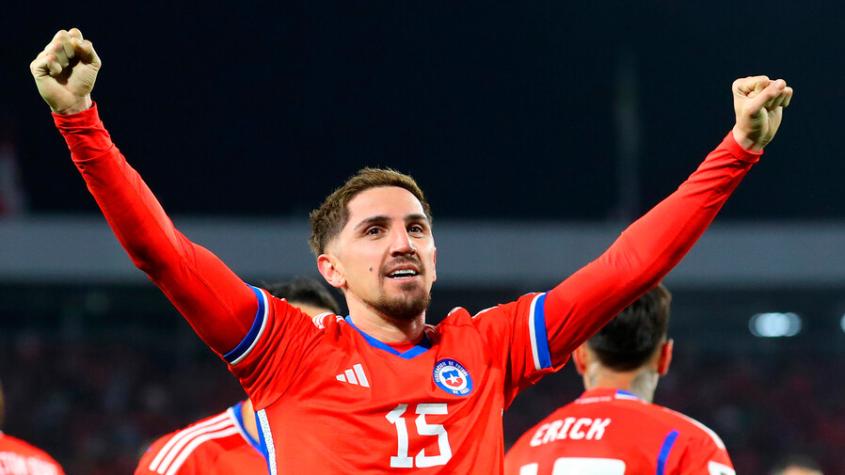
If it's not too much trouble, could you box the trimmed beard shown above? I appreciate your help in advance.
[369,283,431,321]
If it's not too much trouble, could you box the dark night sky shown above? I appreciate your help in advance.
[3,1,841,220]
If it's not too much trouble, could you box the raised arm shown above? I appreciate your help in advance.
[540,76,793,365]
[30,28,258,355]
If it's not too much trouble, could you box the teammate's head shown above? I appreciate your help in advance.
[310,168,436,322]
[770,455,823,475]
[573,284,673,402]
[264,277,342,316]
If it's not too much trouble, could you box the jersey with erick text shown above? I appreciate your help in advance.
[0,433,64,475]
[504,388,735,475]
[54,104,760,473]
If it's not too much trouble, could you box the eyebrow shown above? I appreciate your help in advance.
[405,213,429,224]
[353,214,430,232]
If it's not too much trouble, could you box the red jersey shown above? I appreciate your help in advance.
[54,105,759,474]
[0,433,64,475]
[504,388,735,475]
[135,402,265,475]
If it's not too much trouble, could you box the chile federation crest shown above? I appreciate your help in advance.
[433,358,473,396]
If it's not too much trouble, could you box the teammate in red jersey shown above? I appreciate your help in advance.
[504,285,734,475]
[134,278,341,475]
[0,382,65,475]
[31,28,792,474]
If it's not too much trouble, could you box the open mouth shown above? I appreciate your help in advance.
[387,269,420,279]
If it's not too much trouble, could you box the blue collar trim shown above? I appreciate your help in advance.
[344,316,431,359]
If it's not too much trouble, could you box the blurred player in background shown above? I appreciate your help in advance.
[505,284,734,474]
[135,278,340,475]
[770,455,823,475]
[0,380,65,475]
[31,27,792,473]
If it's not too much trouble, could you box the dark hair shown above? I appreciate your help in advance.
[587,284,672,371]
[308,168,432,256]
[263,277,342,315]
[770,455,823,475]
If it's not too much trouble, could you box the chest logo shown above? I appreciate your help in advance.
[433,358,473,396]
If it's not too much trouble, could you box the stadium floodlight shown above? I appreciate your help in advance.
[748,312,802,338]
[841,314,845,334]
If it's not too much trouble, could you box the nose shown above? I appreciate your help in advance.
[389,227,416,256]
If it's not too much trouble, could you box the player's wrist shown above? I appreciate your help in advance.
[731,125,763,152]
[54,96,93,115]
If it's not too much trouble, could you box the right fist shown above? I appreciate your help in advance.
[731,75,793,152]
[30,28,101,114]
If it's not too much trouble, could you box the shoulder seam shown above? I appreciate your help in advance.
[663,407,727,449]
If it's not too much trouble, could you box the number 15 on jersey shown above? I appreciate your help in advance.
[386,403,452,468]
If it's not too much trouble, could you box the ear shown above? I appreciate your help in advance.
[657,339,673,376]
[317,254,346,289]
[572,344,590,375]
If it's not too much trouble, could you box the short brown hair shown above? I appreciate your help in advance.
[309,168,432,255]
[587,284,672,371]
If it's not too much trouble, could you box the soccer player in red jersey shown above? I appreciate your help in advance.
[504,285,735,475]
[134,279,341,475]
[0,382,65,475]
[31,28,793,474]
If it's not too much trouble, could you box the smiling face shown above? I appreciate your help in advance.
[317,186,437,321]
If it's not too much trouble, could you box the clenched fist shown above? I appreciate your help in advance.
[30,28,101,115]
[732,76,793,151]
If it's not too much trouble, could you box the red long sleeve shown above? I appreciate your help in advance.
[54,104,257,355]
[542,133,761,365]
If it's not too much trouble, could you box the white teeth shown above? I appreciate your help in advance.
[390,269,417,277]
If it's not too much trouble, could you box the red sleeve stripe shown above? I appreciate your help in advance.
[147,412,235,474]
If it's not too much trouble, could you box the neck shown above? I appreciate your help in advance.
[584,362,659,403]
[345,295,426,343]
[239,399,259,441]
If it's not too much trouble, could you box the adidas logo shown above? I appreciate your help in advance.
[336,363,370,388]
